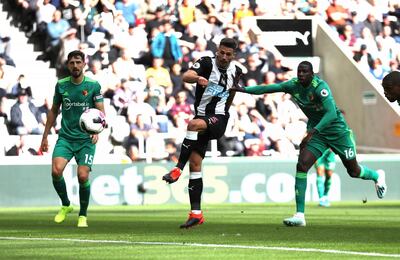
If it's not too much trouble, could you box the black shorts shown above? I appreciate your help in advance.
[193,114,229,158]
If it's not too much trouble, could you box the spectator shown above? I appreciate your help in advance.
[217,0,234,26]
[91,41,112,69]
[124,113,157,161]
[85,59,116,96]
[69,7,93,42]
[115,0,138,26]
[165,139,179,163]
[355,27,379,59]
[46,9,71,66]
[6,135,39,156]
[0,59,18,94]
[233,1,254,25]
[145,58,173,96]
[112,78,135,115]
[125,20,149,60]
[196,0,215,16]
[112,49,146,82]
[348,11,365,38]
[145,76,167,115]
[145,6,165,35]
[243,53,264,84]
[36,0,57,31]
[15,0,37,33]
[10,74,33,98]
[168,91,192,130]
[363,13,383,38]
[236,37,251,64]
[382,13,400,43]
[170,63,184,96]
[58,0,75,25]
[353,44,373,71]
[10,89,44,135]
[339,24,357,52]
[325,0,349,32]
[191,37,213,61]
[127,90,157,128]
[151,20,183,68]
[218,106,245,156]
[178,0,196,31]
[369,58,390,80]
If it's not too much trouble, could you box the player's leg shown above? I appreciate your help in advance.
[341,158,386,198]
[75,140,96,227]
[333,131,386,198]
[52,138,74,223]
[179,115,228,228]
[163,118,208,184]
[324,169,333,197]
[52,157,71,207]
[180,150,206,229]
[321,151,335,207]
[283,147,318,227]
[77,165,90,228]
[315,162,326,201]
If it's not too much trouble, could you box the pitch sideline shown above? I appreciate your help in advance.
[0,236,399,258]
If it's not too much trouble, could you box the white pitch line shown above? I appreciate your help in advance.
[0,236,400,258]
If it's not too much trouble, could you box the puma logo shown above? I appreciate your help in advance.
[263,31,311,46]
[182,143,190,149]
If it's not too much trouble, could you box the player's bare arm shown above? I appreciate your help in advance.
[40,104,60,152]
[182,70,208,87]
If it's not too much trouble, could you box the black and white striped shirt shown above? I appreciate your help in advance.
[190,56,242,116]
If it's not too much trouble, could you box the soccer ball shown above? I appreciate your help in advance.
[79,108,106,134]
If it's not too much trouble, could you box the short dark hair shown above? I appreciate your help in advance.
[299,60,314,72]
[67,50,85,62]
[383,71,400,86]
[219,37,238,50]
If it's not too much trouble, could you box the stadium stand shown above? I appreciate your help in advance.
[0,0,399,160]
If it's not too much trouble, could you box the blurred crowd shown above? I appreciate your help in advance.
[0,0,399,161]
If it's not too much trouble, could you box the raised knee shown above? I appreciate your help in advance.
[187,120,199,131]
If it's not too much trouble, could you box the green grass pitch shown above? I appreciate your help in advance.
[0,202,399,259]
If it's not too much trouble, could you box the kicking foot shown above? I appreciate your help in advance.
[54,205,73,223]
[162,167,182,184]
[77,216,88,228]
[283,213,306,227]
[180,212,204,229]
[375,170,387,199]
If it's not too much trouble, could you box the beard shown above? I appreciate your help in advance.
[71,69,82,78]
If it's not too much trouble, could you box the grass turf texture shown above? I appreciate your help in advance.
[0,202,399,259]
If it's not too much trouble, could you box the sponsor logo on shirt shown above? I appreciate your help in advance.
[206,83,229,99]
[63,98,89,110]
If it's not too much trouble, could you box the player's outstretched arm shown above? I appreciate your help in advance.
[232,83,286,95]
